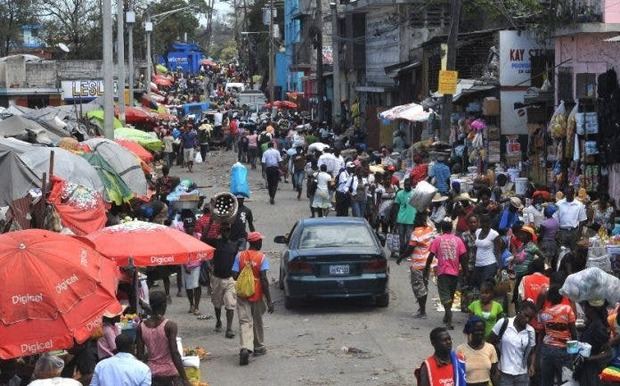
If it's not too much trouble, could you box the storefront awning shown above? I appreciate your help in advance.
[432,79,496,102]
[385,60,421,78]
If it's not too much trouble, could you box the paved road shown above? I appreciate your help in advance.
[163,150,469,385]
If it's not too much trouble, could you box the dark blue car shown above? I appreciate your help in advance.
[274,217,389,309]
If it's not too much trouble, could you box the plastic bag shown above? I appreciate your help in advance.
[408,180,437,212]
[549,100,567,139]
[194,152,203,163]
[560,267,620,304]
[235,264,255,298]
[386,233,400,253]
[230,162,250,198]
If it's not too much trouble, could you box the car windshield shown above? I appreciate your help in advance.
[298,224,376,249]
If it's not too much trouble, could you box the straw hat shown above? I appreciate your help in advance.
[432,193,449,203]
[455,193,477,202]
[519,225,537,241]
[510,196,524,209]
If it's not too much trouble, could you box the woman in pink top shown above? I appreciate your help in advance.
[137,291,190,386]
[97,314,120,359]
[247,130,259,169]
[424,219,467,330]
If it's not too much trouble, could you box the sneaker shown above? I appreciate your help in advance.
[225,330,235,339]
[253,346,267,356]
[413,312,427,319]
[239,349,249,366]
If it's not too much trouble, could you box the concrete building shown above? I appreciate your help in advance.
[0,55,146,108]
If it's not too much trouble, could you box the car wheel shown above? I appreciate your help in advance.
[278,268,284,290]
[284,295,298,310]
[375,293,389,308]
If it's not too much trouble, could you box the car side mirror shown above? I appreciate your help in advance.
[273,235,288,244]
[376,233,386,247]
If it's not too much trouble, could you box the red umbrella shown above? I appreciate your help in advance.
[86,220,214,267]
[0,230,121,359]
[201,59,216,67]
[47,177,107,236]
[155,112,178,122]
[273,100,298,109]
[153,75,173,87]
[124,106,153,124]
[115,139,153,163]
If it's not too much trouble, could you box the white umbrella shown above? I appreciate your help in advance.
[379,102,433,122]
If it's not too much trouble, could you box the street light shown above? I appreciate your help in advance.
[144,5,199,94]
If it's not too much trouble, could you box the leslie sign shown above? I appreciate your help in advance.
[61,80,118,101]
[499,30,551,87]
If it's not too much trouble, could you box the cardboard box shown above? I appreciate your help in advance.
[483,97,500,116]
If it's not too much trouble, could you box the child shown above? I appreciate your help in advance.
[468,281,504,339]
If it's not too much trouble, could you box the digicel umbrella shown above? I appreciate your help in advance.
[86,220,214,267]
[0,229,121,359]
[115,139,154,163]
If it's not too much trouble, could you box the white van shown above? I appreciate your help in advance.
[225,82,245,94]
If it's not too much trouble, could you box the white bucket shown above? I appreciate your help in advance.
[176,337,184,356]
[507,168,520,183]
[515,177,528,196]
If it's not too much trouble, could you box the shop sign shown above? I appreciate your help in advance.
[61,80,118,101]
[499,30,550,86]
[438,70,458,95]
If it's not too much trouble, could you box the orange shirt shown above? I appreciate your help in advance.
[539,303,576,347]
[408,226,435,270]
[520,273,550,303]
[424,355,455,386]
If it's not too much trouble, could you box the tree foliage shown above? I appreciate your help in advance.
[0,0,41,56]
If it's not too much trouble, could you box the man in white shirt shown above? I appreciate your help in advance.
[91,334,151,386]
[554,187,587,251]
[335,162,355,216]
[488,301,537,386]
[261,142,283,205]
[213,109,224,136]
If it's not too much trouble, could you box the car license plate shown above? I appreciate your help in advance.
[329,265,349,275]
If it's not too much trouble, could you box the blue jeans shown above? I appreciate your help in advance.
[472,263,498,289]
[351,200,366,218]
[398,223,413,255]
[540,344,573,386]
[293,170,305,192]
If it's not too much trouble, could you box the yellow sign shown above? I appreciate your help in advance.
[438,70,458,95]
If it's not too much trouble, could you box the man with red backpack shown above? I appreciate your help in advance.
[231,232,275,366]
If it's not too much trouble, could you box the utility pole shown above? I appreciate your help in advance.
[440,0,462,142]
[330,2,340,127]
[102,0,114,139]
[315,0,324,122]
[116,0,126,124]
[268,0,275,102]
[127,2,135,108]
[145,12,153,95]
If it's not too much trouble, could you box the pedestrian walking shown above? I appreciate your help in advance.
[137,291,191,386]
[210,224,238,338]
[180,125,197,173]
[231,232,274,365]
[312,164,332,217]
[230,196,255,251]
[261,142,282,205]
[91,334,151,386]
[456,317,499,386]
[247,130,258,169]
[425,219,467,330]
[488,301,537,386]
[554,186,587,251]
[335,162,355,216]
[394,179,416,254]
[416,327,466,386]
[397,212,435,319]
[292,147,307,199]
[162,130,174,169]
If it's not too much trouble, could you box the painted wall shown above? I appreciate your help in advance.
[284,0,303,93]
[555,33,620,102]
[365,9,400,86]
[604,0,620,23]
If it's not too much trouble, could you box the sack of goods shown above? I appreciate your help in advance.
[408,180,437,212]
[230,162,250,198]
[560,267,620,304]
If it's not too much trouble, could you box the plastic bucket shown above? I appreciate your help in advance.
[515,177,528,196]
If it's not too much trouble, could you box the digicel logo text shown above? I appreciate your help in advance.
[12,293,43,305]
[55,274,79,294]
[151,256,174,265]
[21,340,53,354]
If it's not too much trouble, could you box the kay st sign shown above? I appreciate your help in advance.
[499,30,551,87]
[61,80,118,102]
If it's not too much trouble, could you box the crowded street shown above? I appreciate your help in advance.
[2,0,620,385]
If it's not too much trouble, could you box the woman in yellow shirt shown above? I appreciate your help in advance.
[456,316,499,386]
